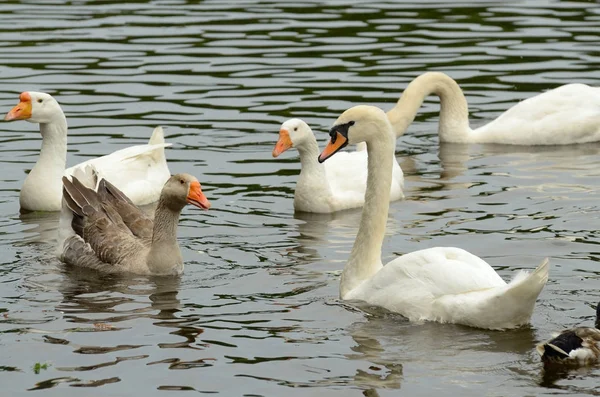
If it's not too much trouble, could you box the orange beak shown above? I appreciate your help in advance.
[4,92,32,121]
[272,128,293,157]
[318,132,348,163]
[187,181,211,210]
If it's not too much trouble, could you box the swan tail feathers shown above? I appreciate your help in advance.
[465,258,549,329]
[505,258,549,300]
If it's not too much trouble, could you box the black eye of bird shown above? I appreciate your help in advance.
[180,179,185,185]
[37,99,43,103]
[294,127,298,131]
[348,121,355,126]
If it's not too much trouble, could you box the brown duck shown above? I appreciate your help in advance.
[60,173,210,275]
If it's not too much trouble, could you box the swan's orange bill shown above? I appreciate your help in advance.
[272,128,293,157]
[318,132,347,163]
[187,181,211,210]
[4,92,32,121]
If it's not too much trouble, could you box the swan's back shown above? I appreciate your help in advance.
[475,84,600,145]
[346,247,547,329]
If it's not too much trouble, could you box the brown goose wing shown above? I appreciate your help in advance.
[80,211,147,265]
[62,176,147,267]
[97,178,154,239]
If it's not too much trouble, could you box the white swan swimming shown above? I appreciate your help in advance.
[318,104,549,330]
[4,92,171,212]
[386,72,600,145]
[272,118,403,213]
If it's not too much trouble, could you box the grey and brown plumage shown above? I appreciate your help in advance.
[60,173,210,275]
[537,302,600,365]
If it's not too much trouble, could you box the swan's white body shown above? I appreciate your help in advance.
[320,105,549,330]
[386,72,600,145]
[4,92,171,212]
[273,119,404,213]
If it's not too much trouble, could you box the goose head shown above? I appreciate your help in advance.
[4,92,63,124]
[161,173,211,212]
[318,105,390,163]
[272,118,314,157]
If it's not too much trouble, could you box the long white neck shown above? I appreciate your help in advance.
[296,137,328,184]
[20,116,68,211]
[386,72,472,143]
[340,124,393,297]
[293,137,333,211]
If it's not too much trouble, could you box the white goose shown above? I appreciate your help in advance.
[386,72,600,145]
[318,105,549,330]
[4,92,171,212]
[272,118,404,213]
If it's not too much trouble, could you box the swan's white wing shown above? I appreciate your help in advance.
[476,84,600,145]
[347,247,506,320]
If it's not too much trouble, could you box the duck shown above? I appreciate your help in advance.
[60,173,210,275]
[317,105,549,330]
[4,91,172,212]
[536,302,600,365]
[386,72,600,145]
[272,118,404,213]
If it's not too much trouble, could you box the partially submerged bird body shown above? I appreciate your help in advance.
[537,303,600,365]
[60,173,210,275]
[386,72,600,145]
[4,91,171,212]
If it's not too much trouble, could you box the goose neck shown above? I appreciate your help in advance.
[296,138,325,175]
[147,200,183,274]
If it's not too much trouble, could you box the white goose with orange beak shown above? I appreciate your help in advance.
[273,118,404,213]
[4,92,172,212]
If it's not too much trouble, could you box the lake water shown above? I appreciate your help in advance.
[1,0,600,395]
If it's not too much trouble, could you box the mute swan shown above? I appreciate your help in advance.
[386,72,600,145]
[272,118,404,213]
[61,173,210,275]
[318,105,549,330]
[4,92,172,212]
[536,302,600,365]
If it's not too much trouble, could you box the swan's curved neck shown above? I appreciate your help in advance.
[340,128,392,297]
[386,72,472,142]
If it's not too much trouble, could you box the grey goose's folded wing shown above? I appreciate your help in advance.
[97,178,154,239]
